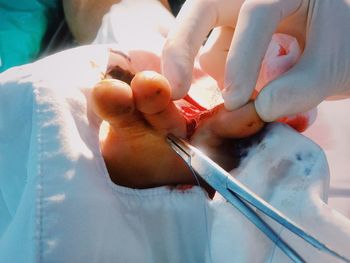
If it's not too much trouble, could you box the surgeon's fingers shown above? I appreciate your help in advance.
[223,0,302,111]
[91,79,138,127]
[199,27,234,88]
[162,0,243,100]
[131,71,187,137]
[255,60,326,122]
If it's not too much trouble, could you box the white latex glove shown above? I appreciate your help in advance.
[94,0,174,55]
[162,0,350,122]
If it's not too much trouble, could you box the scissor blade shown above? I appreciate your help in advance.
[167,134,228,189]
[217,184,305,262]
[225,179,350,262]
[166,134,192,165]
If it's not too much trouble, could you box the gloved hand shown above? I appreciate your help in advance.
[162,0,350,122]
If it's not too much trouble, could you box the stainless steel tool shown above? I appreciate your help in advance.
[167,134,350,263]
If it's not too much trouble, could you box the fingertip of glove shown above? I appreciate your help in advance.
[163,64,192,101]
[222,87,250,112]
[254,94,275,122]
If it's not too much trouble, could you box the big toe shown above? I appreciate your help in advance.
[91,79,138,128]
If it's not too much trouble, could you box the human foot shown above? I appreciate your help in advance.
[91,70,198,189]
[91,69,264,189]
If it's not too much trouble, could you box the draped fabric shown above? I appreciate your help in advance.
[0,45,349,262]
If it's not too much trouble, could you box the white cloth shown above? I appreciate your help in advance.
[0,45,350,262]
[304,99,350,219]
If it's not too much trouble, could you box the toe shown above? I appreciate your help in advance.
[131,71,171,114]
[202,101,265,139]
[145,102,187,137]
[131,71,187,137]
[91,79,138,127]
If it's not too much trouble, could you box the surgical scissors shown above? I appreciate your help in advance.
[167,134,350,263]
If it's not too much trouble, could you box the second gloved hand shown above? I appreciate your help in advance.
[162,0,350,122]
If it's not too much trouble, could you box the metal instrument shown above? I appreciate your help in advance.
[167,134,350,263]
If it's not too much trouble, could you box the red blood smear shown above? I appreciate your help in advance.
[180,95,308,137]
[278,115,309,132]
[175,95,209,138]
[278,46,287,56]
[172,96,211,194]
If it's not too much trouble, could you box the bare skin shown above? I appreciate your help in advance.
[91,70,264,189]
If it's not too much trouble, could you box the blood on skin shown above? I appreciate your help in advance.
[278,46,287,56]
[278,114,309,132]
[174,98,209,138]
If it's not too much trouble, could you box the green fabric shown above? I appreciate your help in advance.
[0,0,60,72]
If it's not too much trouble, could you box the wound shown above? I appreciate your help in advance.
[175,96,210,139]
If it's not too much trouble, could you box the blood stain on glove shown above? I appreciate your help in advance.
[255,33,316,132]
